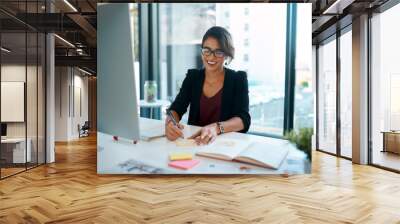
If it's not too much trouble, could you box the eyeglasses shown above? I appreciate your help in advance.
[201,47,225,58]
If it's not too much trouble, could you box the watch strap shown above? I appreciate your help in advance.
[217,122,224,134]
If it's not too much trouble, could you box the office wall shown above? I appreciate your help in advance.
[55,67,69,141]
[73,73,89,138]
[1,82,24,122]
[1,63,45,169]
[55,67,89,141]
[88,77,97,131]
[1,65,41,139]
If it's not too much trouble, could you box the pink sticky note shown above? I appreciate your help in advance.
[168,160,200,170]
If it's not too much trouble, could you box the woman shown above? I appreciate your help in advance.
[166,26,251,145]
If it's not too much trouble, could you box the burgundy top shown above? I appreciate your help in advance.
[198,88,223,126]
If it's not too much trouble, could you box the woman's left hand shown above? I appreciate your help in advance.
[189,123,219,145]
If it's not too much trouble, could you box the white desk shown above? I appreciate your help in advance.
[98,118,310,175]
[1,138,31,163]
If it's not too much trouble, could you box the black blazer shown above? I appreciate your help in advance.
[169,67,251,133]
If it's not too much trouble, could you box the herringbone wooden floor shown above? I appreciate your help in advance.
[1,134,400,224]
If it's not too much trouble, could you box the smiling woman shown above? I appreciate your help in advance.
[166,26,251,145]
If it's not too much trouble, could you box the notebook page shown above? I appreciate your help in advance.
[196,139,252,160]
[236,142,291,169]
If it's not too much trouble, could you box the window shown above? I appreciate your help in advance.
[243,54,249,62]
[158,4,288,135]
[294,4,313,130]
[158,3,215,122]
[220,4,287,135]
[244,7,249,15]
[244,23,249,31]
[371,3,400,171]
[244,38,249,47]
[315,26,352,159]
[129,4,140,104]
[159,3,216,101]
[339,28,352,158]
[225,11,230,18]
[317,37,337,154]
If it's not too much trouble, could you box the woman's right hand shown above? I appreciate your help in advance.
[165,119,184,141]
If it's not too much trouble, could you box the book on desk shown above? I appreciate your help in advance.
[195,139,290,169]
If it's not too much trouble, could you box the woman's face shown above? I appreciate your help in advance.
[201,37,225,73]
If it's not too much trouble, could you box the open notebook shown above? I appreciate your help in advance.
[196,139,290,169]
[139,122,165,141]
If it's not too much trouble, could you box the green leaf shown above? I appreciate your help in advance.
[284,128,313,161]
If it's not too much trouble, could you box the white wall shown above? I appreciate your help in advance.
[55,66,69,141]
[72,73,89,138]
[1,65,26,138]
[1,65,38,137]
[1,64,46,164]
[55,67,89,141]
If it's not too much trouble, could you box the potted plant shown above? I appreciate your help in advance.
[284,128,313,161]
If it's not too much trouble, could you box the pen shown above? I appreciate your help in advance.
[166,109,178,126]
[166,109,184,139]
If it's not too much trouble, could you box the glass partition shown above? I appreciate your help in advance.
[371,3,400,171]
[27,31,38,169]
[0,1,46,179]
[339,29,352,158]
[38,32,45,165]
[317,37,337,155]
[294,4,313,130]
[1,31,28,177]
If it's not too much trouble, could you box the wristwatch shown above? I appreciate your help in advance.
[216,122,224,135]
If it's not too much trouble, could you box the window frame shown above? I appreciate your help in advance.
[368,0,400,173]
[315,25,353,160]
[314,0,400,174]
